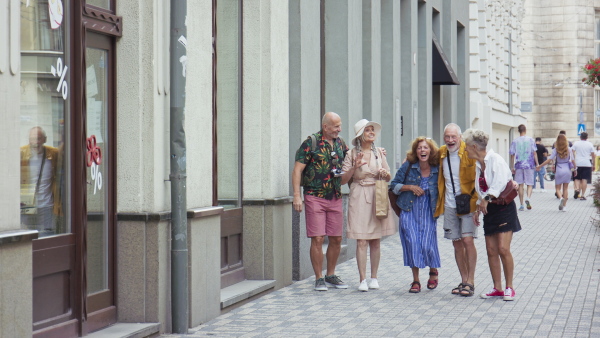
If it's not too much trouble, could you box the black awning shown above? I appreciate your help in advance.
[432,33,460,85]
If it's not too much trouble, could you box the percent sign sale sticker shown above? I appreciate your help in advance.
[51,57,68,100]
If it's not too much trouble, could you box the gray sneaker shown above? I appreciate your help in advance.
[324,275,348,289]
[314,278,328,291]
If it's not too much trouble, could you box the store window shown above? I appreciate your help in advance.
[20,0,70,237]
[87,0,110,10]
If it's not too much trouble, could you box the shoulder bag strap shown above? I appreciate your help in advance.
[403,162,410,184]
[447,149,457,196]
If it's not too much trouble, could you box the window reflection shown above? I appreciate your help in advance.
[216,0,241,209]
[20,0,69,237]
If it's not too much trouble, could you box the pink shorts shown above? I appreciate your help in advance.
[304,194,343,237]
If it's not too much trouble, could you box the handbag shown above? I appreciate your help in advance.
[495,180,518,205]
[374,148,389,219]
[375,180,389,219]
[447,150,473,215]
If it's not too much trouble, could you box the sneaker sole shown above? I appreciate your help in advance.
[325,282,348,289]
[314,287,328,291]
[503,296,514,301]
[525,201,531,210]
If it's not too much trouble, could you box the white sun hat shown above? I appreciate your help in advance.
[351,119,382,147]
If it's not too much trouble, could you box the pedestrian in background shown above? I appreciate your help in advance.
[509,124,539,211]
[537,134,576,212]
[292,112,349,291]
[533,137,548,192]
[595,145,600,171]
[571,132,596,200]
[341,119,397,292]
[434,123,479,297]
[390,137,440,294]
[463,128,521,301]
[552,130,573,199]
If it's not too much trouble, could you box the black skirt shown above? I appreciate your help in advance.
[482,200,522,236]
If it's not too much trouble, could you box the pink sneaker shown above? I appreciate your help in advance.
[504,287,515,301]
[480,287,503,299]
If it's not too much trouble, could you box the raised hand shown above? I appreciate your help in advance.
[354,152,367,169]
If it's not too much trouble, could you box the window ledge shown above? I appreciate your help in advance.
[0,229,38,247]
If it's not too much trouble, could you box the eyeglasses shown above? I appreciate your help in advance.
[331,151,338,166]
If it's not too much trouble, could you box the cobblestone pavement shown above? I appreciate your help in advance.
[165,181,600,337]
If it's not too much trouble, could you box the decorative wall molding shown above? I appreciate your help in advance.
[82,6,123,37]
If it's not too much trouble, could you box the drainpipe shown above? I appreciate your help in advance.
[170,0,188,333]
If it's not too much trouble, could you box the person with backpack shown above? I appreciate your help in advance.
[292,112,349,291]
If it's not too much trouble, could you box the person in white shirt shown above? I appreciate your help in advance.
[571,132,596,200]
[463,128,521,302]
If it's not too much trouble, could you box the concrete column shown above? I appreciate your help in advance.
[417,2,432,137]
[0,3,33,337]
[362,0,381,124]
[243,0,292,285]
[400,0,418,145]
[0,0,20,232]
[441,0,458,128]
[325,0,363,143]
[289,0,322,281]
[380,0,397,158]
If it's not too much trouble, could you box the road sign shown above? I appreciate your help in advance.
[578,123,586,136]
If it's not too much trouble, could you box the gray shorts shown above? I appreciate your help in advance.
[443,207,478,240]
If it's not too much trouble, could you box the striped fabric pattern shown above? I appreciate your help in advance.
[399,176,441,269]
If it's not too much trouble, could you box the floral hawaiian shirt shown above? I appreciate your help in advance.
[295,131,348,200]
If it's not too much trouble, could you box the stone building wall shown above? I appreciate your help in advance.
[521,0,600,147]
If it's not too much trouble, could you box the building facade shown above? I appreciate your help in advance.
[0,0,523,336]
[469,0,527,159]
[521,0,600,146]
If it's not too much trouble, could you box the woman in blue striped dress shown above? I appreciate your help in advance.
[390,137,441,293]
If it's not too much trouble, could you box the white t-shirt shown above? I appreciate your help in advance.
[571,140,596,167]
[442,149,461,208]
[28,152,54,208]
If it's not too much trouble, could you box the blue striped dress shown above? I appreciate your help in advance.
[399,176,441,269]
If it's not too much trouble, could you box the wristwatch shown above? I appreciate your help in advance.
[484,195,492,202]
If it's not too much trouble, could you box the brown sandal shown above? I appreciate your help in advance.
[452,283,464,295]
[459,283,475,297]
[427,269,438,290]
[409,281,421,293]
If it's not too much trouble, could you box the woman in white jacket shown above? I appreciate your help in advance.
[463,128,521,301]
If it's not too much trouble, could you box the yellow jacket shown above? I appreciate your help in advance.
[20,145,62,216]
[434,141,478,217]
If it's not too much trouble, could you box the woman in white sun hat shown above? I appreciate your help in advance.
[341,119,397,292]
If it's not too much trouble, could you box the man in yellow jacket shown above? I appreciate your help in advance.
[434,123,479,297]
[20,126,62,235]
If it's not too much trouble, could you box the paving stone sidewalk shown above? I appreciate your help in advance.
[165,182,600,337]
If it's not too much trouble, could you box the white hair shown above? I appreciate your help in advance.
[444,123,462,135]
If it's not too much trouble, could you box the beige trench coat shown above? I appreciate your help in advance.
[342,147,398,239]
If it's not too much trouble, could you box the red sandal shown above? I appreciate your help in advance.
[409,281,421,293]
[427,269,438,290]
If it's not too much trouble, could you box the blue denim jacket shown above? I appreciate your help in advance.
[390,161,439,215]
